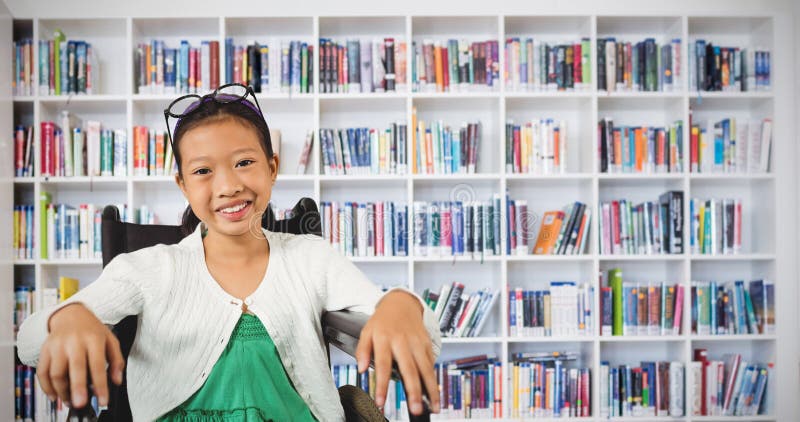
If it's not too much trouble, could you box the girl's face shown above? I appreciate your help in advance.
[174,117,278,239]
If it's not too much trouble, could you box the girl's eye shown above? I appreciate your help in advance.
[236,159,254,168]
[193,168,210,175]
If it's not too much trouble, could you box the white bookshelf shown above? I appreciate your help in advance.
[3,8,797,422]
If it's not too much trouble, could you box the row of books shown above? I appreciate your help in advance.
[135,39,221,95]
[505,119,567,175]
[599,191,684,255]
[689,198,743,255]
[691,349,769,416]
[508,283,594,338]
[412,39,500,93]
[40,116,127,178]
[12,39,34,96]
[600,361,685,417]
[14,364,35,421]
[319,201,408,257]
[36,34,97,96]
[689,41,771,92]
[435,355,503,419]
[39,193,102,260]
[690,117,772,174]
[603,269,684,336]
[227,39,313,94]
[412,118,482,175]
[504,38,592,92]
[319,124,408,176]
[13,278,79,337]
[413,198,502,258]
[510,352,591,418]
[330,364,405,420]
[529,201,592,256]
[319,38,403,93]
[422,283,498,337]
[12,205,34,260]
[692,279,775,336]
[598,119,684,174]
[132,126,175,177]
[12,125,34,177]
[15,279,84,421]
[597,37,682,92]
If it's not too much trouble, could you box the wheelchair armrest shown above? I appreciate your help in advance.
[322,310,432,422]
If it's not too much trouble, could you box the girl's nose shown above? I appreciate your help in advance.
[214,167,244,196]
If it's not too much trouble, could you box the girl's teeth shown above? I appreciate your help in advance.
[221,202,247,213]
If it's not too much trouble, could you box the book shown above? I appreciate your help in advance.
[413,39,499,93]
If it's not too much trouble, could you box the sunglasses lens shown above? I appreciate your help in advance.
[169,96,203,117]
[217,84,249,101]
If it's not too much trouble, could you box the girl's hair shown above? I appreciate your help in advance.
[171,97,275,236]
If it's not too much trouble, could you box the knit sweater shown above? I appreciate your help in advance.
[16,222,442,421]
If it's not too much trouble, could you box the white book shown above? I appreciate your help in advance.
[79,206,88,258]
[748,119,762,173]
[600,362,610,417]
[736,121,749,173]
[670,361,685,416]
[606,39,616,92]
[759,119,772,172]
[558,119,567,174]
[201,41,210,92]
[689,360,703,415]
[86,120,101,177]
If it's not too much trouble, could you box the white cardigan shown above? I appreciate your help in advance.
[16,223,442,421]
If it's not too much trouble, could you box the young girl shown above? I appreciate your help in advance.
[16,84,442,421]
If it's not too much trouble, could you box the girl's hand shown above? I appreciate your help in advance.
[355,291,440,415]
[39,303,125,409]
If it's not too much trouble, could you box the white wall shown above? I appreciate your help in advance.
[1,0,796,18]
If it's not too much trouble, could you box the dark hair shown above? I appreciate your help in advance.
[171,98,275,236]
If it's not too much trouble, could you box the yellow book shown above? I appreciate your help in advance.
[58,276,80,302]
[520,124,529,173]
[512,364,519,417]
[411,106,417,174]
[698,202,706,253]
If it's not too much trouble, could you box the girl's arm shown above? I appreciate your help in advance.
[16,248,154,367]
[320,245,442,416]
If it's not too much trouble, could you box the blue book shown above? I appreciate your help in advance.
[359,127,369,171]
[225,38,234,84]
[709,281,718,334]
[164,48,176,90]
[452,130,461,174]
[290,41,302,93]
[345,128,357,171]
[452,201,464,255]
[398,205,408,256]
[180,40,190,93]
[554,359,562,417]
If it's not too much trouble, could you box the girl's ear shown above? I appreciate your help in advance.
[269,154,280,183]
[175,173,188,197]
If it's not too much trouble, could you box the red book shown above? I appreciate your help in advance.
[375,202,384,256]
[440,45,450,92]
[573,42,582,86]
[40,121,55,177]
[611,200,621,253]
[188,48,197,92]
[513,126,521,173]
[15,127,24,176]
[209,41,219,89]
[694,348,709,415]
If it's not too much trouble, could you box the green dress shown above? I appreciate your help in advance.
[156,313,318,421]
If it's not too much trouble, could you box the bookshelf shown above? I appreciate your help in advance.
[3,6,797,422]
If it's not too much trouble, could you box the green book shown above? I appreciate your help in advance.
[39,192,52,259]
[743,289,758,335]
[609,268,624,336]
[54,29,65,95]
[581,38,591,85]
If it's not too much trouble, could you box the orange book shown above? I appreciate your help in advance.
[425,129,434,174]
[533,210,565,255]
[433,45,444,92]
[146,44,152,86]
[411,107,417,174]
[155,132,165,174]
[553,127,560,169]
[573,212,589,254]
[613,129,622,168]
[635,127,644,172]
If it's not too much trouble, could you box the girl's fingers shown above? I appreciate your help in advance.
[37,349,56,401]
[410,338,440,413]
[393,341,423,415]
[105,333,125,385]
[67,346,88,408]
[87,338,109,406]
[49,351,71,406]
[372,336,392,409]
[354,326,373,374]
